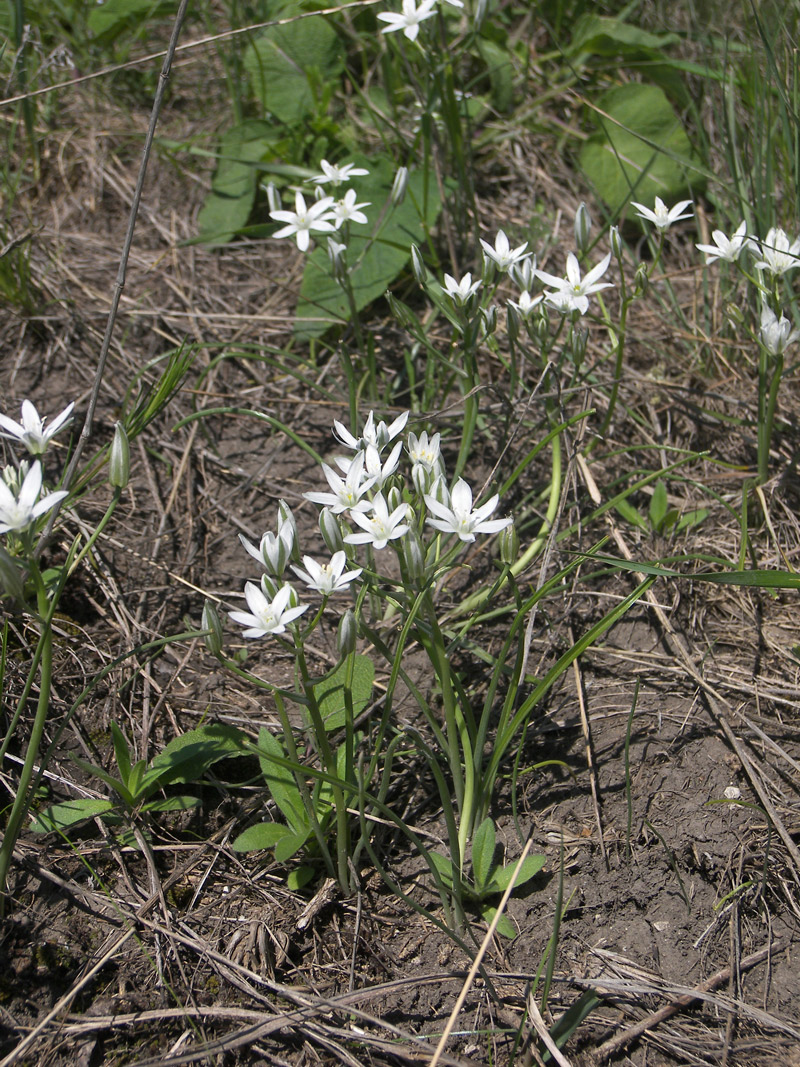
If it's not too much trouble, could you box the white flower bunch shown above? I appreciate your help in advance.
[228,411,513,640]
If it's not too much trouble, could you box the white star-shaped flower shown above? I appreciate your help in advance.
[377,0,437,41]
[535,252,612,316]
[291,551,362,596]
[270,191,336,251]
[759,306,800,357]
[480,230,529,272]
[229,582,308,638]
[0,400,74,456]
[630,197,693,232]
[442,272,481,306]
[753,227,800,276]
[345,493,410,549]
[696,221,749,264]
[333,410,409,454]
[304,454,375,515]
[508,291,543,320]
[0,462,68,534]
[424,478,511,542]
[310,160,369,186]
[331,189,370,228]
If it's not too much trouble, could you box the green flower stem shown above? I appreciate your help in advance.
[271,690,336,882]
[453,347,479,481]
[0,575,53,911]
[757,349,783,484]
[294,641,351,892]
[418,592,474,866]
[594,269,632,446]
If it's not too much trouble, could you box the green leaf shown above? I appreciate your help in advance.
[197,121,279,244]
[30,798,114,834]
[485,853,546,894]
[232,822,294,853]
[569,14,680,59]
[255,728,308,831]
[471,817,496,890]
[476,38,514,113]
[579,83,701,213]
[481,905,517,939]
[143,723,247,793]
[88,0,177,41]
[287,865,316,891]
[294,158,445,339]
[587,554,800,588]
[244,15,344,125]
[110,722,132,785]
[676,507,709,532]
[274,827,313,863]
[430,850,455,891]
[648,480,669,532]
[141,795,202,813]
[614,498,648,531]
[71,757,134,807]
[312,653,374,732]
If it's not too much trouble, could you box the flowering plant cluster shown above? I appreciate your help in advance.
[228,409,512,642]
[268,160,371,252]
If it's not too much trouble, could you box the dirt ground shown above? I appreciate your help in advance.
[2,49,800,1067]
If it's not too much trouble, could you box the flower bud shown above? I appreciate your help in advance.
[260,573,279,599]
[480,303,498,336]
[410,244,427,285]
[535,313,550,346]
[411,461,432,497]
[391,166,409,206]
[320,507,344,554]
[428,474,450,507]
[507,302,521,344]
[386,485,402,513]
[0,544,25,602]
[499,523,519,565]
[570,326,588,364]
[634,261,649,297]
[386,292,418,331]
[402,527,426,580]
[336,609,357,657]
[201,600,223,656]
[277,500,299,562]
[609,225,623,260]
[327,238,348,285]
[574,202,592,253]
[725,302,745,327]
[109,422,130,488]
[481,254,497,287]
[265,181,281,215]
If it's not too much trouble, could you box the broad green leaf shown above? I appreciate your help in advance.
[471,817,496,890]
[614,498,648,531]
[88,0,176,41]
[232,822,294,853]
[244,15,344,125]
[676,507,709,532]
[144,723,247,791]
[485,853,546,894]
[71,757,134,807]
[476,38,514,113]
[197,121,280,244]
[481,905,517,939]
[312,653,374,732]
[430,850,455,890]
[569,15,680,58]
[30,798,114,834]
[294,158,445,339]
[288,865,316,891]
[274,826,313,863]
[255,728,308,831]
[579,83,701,213]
